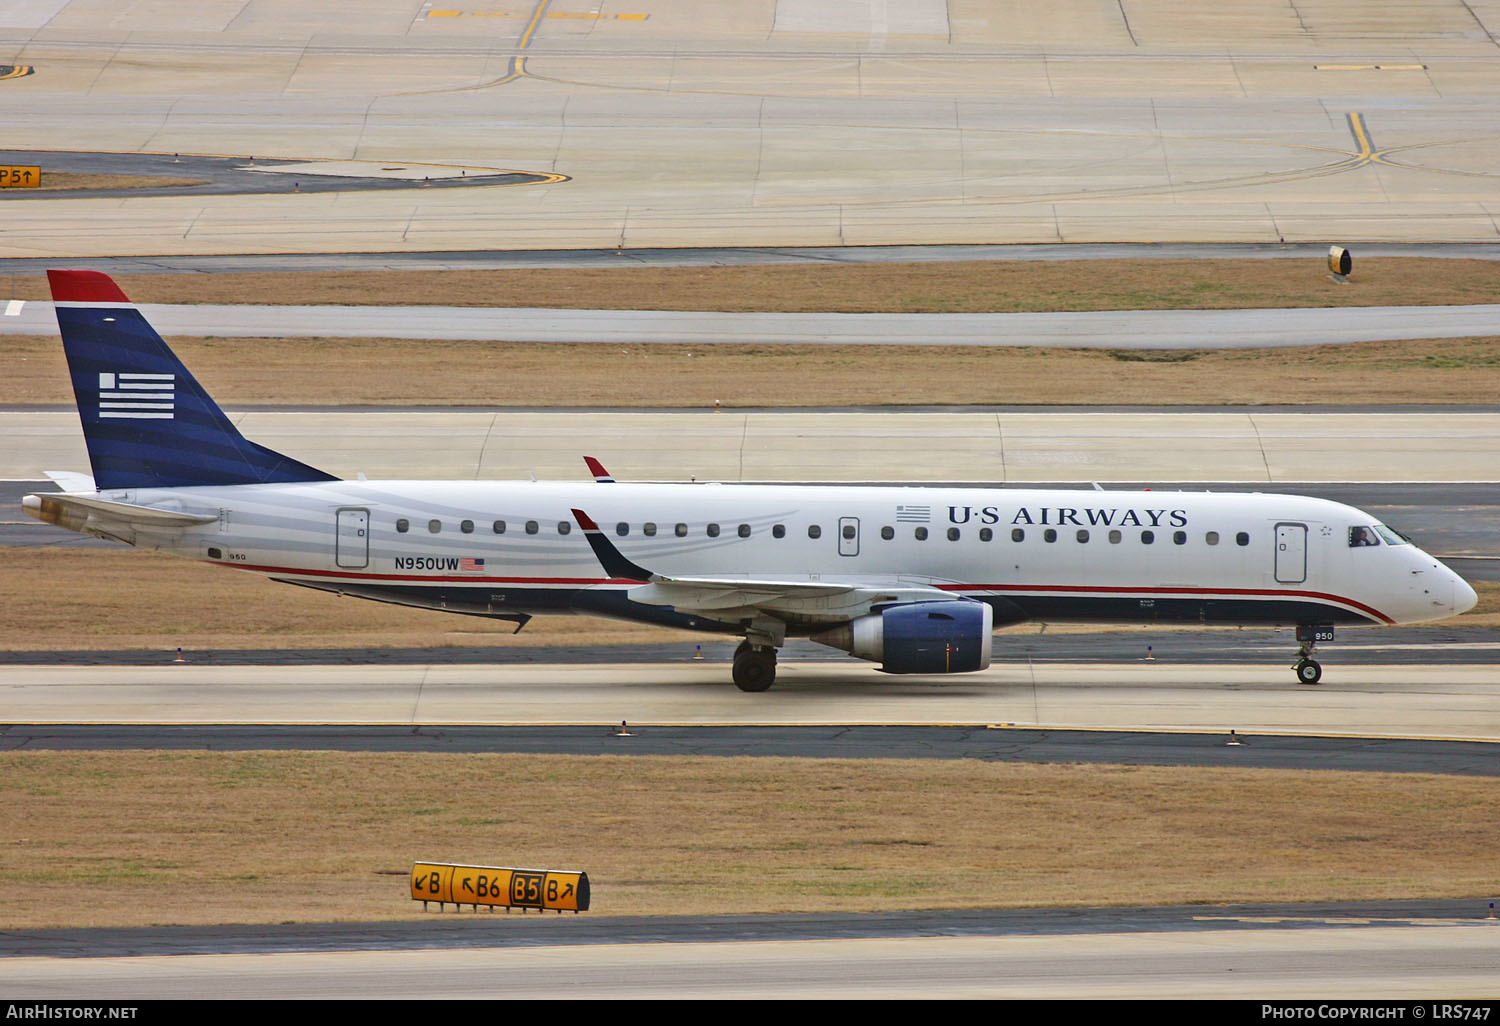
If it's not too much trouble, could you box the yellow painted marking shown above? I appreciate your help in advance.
[1347,112,1375,160]
[0,165,41,188]
[426,9,648,19]
[1315,64,1427,71]
[0,65,35,81]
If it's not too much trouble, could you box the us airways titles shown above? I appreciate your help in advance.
[948,505,1190,528]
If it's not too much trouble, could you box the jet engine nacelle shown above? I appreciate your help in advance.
[813,600,994,674]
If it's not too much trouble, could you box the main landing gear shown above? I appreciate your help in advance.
[1293,625,1334,685]
[732,639,778,692]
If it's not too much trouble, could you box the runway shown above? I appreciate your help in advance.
[4,1,1500,256]
[5,723,1496,778]
[4,241,1500,277]
[9,299,1500,349]
[4,660,1498,740]
[8,409,1500,484]
[8,920,1500,999]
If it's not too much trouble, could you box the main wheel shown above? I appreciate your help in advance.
[732,649,777,692]
[1295,659,1323,685]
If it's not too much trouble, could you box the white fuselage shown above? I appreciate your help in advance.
[101,480,1474,635]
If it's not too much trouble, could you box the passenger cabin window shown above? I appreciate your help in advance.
[461,520,474,534]
[739,524,752,538]
[1108,530,1121,544]
[914,527,928,541]
[675,523,688,537]
[1140,530,1154,545]
[707,523,720,537]
[979,528,992,542]
[1076,529,1089,543]
[1012,528,1025,542]
[396,519,409,533]
[1349,526,1381,548]
[880,526,894,540]
[772,524,785,538]
[947,527,960,541]
[428,519,442,534]
[558,521,571,535]
[616,522,629,537]
[493,520,506,534]
[809,525,822,539]
[1205,531,1218,545]
[1236,532,1250,546]
[643,522,657,537]
[1173,530,1187,545]
[1043,529,1056,543]
[526,520,539,535]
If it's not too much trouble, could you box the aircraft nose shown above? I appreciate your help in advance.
[1452,572,1479,615]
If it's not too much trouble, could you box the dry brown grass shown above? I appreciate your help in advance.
[6,258,1500,311]
[2,548,1495,653]
[21,172,208,191]
[8,333,1500,407]
[5,257,1499,406]
[0,548,702,652]
[1,751,1494,928]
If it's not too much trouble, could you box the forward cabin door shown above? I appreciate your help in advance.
[1274,522,1307,584]
[337,508,370,569]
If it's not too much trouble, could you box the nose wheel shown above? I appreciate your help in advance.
[1293,625,1332,685]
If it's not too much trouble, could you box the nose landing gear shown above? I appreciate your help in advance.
[1293,625,1334,685]
[1295,656,1323,685]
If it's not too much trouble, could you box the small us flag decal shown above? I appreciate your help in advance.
[895,505,930,523]
[460,558,486,572]
[99,371,175,420]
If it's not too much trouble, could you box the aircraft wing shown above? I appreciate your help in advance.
[571,507,956,620]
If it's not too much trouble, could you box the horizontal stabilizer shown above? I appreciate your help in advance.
[43,470,96,492]
[23,491,218,531]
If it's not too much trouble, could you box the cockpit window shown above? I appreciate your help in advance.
[1374,524,1408,546]
[1348,526,1380,547]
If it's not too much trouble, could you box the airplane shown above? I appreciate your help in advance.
[23,270,1478,692]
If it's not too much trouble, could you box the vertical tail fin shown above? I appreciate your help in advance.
[48,270,337,490]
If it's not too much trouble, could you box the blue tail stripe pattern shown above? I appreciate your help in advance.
[55,303,338,490]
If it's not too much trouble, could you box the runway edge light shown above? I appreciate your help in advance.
[411,861,590,913]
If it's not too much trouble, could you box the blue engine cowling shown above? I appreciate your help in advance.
[821,600,994,674]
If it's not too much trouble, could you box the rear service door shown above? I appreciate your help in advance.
[1274,522,1306,584]
[838,517,860,557]
[337,508,370,569]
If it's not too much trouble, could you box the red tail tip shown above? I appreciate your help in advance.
[47,270,131,304]
[571,508,599,531]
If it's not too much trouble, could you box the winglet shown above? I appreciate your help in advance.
[571,508,654,581]
[583,456,615,483]
[47,270,131,304]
